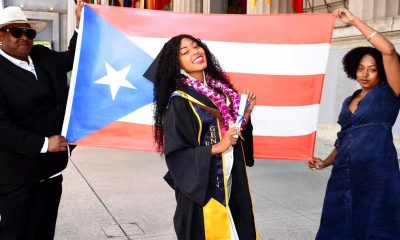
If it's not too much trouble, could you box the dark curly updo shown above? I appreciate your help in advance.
[342,46,389,83]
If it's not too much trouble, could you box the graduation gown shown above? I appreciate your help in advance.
[163,86,257,240]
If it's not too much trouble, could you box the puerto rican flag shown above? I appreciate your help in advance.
[62,4,335,160]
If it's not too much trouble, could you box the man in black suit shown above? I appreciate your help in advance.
[0,2,84,239]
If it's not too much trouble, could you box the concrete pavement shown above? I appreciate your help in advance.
[55,142,332,240]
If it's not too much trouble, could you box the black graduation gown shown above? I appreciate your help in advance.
[163,86,257,240]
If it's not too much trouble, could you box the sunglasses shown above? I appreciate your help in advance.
[0,27,37,40]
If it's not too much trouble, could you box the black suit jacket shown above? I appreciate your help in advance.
[0,32,77,184]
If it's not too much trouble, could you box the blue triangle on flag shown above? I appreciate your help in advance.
[67,6,154,142]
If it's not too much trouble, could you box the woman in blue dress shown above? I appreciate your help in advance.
[309,8,400,240]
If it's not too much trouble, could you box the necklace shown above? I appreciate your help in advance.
[181,75,242,130]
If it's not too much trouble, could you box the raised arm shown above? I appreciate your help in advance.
[334,8,400,96]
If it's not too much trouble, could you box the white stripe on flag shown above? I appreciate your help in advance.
[119,104,319,137]
[128,36,330,75]
[118,103,154,124]
[252,104,319,136]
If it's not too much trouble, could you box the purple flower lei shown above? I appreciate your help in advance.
[182,75,242,130]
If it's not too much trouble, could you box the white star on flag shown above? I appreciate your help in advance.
[94,62,136,101]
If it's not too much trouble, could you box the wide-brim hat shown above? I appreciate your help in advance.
[0,6,46,33]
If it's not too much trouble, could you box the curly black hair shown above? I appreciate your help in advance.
[153,34,235,152]
[342,46,387,83]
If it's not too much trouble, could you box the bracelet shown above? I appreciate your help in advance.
[366,31,378,41]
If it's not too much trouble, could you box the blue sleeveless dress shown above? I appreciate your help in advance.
[316,84,400,240]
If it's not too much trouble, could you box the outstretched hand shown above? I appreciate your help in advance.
[333,8,356,25]
[308,157,325,170]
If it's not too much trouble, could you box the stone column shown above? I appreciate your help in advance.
[67,0,75,44]
[173,0,202,13]
[247,0,291,14]
[207,0,228,14]
[0,0,4,9]
[247,0,269,14]
[203,0,210,14]
[349,0,374,20]
[373,0,386,19]
[386,0,400,17]
[349,0,399,20]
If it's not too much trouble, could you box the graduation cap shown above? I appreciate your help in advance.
[143,51,161,84]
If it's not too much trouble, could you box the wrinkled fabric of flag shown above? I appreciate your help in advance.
[62,4,335,160]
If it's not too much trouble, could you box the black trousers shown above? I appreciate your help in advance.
[0,175,63,240]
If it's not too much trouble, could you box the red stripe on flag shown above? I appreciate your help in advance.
[74,122,156,151]
[74,121,316,160]
[228,73,324,106]
[253,132,316,160]
[88,4,335,44]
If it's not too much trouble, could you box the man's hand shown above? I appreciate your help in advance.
[75,0,85,28]
[48,135,68,152]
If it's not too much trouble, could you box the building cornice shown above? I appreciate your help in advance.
[332,16,400,49]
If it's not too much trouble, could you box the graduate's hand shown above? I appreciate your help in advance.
[243,90,256,125]
[211,128,238,155]
[308,157,325,170]
[245,90,256,113]
[48,135,68,152]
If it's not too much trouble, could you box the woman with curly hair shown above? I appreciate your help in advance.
[309,8,400,239]
[150,34,257,240]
